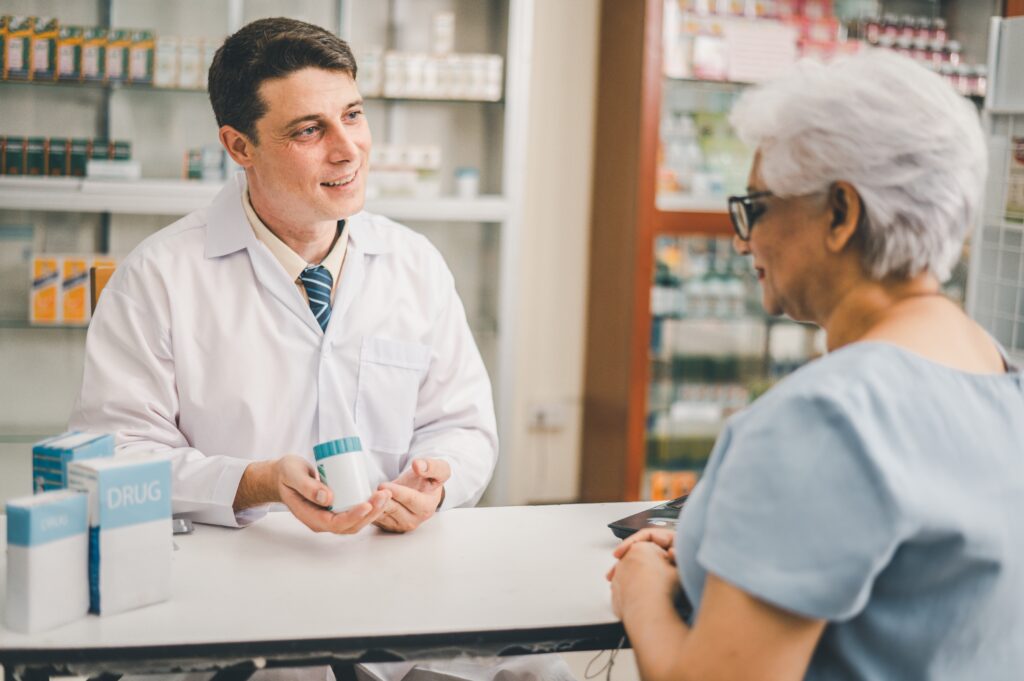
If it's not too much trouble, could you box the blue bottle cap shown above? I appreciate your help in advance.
[313,437,363,461]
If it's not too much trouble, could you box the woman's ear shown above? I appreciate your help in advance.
[825,181,861,253]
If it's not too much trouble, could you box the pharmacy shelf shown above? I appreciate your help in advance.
[0,320,88,330]
[656,193,729,213]
[0,177,510,222]
[0,78,503,104]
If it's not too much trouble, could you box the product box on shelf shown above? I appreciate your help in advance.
[104,29,131,83]
[47,137,69,176]
[355,47,383,97]
[68,455,172,616]
[30,16,58,81]
[3,136,27,175]
[177,37,202,89]
[128,30,154,84]
[4,16,33,81]
[89,139,110,161]
[69,138,89,176]
[30,255,60,324]
[153,36,178,88]
[25,136,46,175]
[57,26,83,82]
[201,38,219,90]
[62,256,91,324]
[1008,138,1024,223]
[4,490,90,633]
[81,27,106,82]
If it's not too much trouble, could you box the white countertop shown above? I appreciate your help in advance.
[0,502,649,663]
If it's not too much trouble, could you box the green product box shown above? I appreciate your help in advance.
[47,138,68,176]
[104,29,130,83]
[646,434,716,472]
[81,27,106,82]
[185,148,203,180]
[5,137,26,174]
[69,138,89,176]
[89,139,111,161]
[57,26,83,82]
[112,140,131,160]
[31,16,58,81]
[128,30,154,84]
[4,16,33,80]
[25,136,46,175]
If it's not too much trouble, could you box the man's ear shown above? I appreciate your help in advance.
[219,125,256,168]
[825,181,862,254]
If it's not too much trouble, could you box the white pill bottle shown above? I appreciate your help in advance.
[314,437,371,512]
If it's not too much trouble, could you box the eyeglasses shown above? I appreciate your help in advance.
[727,191,773,241]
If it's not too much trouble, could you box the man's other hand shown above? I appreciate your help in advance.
[374,458,450,534]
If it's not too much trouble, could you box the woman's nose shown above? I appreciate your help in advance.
[732,233,751,255]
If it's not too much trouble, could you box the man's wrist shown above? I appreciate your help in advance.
[233,460,280,511]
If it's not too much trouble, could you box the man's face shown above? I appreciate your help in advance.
[245,67,371,227]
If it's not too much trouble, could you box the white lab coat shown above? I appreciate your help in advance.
[69,173,498,525]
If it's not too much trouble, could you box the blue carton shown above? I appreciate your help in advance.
[32,432,114,492]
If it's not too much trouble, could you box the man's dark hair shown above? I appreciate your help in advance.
[208,17,358,143]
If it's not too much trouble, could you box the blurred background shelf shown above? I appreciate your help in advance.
[0,177,511,221]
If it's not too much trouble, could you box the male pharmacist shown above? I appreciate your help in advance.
[68,18,498,537]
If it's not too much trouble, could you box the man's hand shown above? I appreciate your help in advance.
[236,455,391,534]
[374,458,450,534]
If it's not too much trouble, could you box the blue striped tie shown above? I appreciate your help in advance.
[299,265,333,332]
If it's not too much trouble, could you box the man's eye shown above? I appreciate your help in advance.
[346,110,363,121]
[296,126,320,137]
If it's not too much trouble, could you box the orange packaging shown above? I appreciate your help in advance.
[90,257,117,313]
[61,256,90,324]
[30,256,61,324]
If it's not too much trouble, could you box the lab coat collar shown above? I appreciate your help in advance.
[205,172,392,259]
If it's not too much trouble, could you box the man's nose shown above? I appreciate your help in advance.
[326,124,359,162]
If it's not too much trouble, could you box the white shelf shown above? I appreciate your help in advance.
[0,176,509,222]
[656,193,729,213]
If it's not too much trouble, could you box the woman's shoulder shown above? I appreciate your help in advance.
[739,341,932,423]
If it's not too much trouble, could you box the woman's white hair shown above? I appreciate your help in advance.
[729,49,987,282]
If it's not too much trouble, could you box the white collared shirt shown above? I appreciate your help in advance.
[241,188,348,303]
[70,173,497,527]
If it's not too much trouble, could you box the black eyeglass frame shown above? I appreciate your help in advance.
[727,191,773,241]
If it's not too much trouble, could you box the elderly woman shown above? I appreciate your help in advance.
[608,50,1024,680]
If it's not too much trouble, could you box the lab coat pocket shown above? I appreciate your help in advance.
[356,336,431,455]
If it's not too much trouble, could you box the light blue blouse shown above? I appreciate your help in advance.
[677,341,1024,681]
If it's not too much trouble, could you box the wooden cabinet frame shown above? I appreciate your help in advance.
[580,0,731,502]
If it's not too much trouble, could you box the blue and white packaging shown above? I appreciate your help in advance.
[67,455,172,616]
[5,490,89,632]
[32,431,114,492]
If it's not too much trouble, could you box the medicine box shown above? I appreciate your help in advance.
[30,255,60,324]
[30,16,58,81]
[4,16,33,81]
[32,431,114,492]
[104,29,130,83]
[128,30,153,84]
[5,490,90,633]
[80,27,106,82]
[56,26,83,82]
[68,455,172,616]
[61,256,91,324]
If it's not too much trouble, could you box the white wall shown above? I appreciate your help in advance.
[503,0,599,504]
